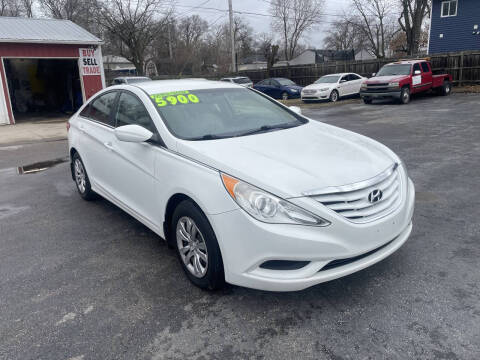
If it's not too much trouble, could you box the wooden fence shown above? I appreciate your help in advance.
[238,51,480,86]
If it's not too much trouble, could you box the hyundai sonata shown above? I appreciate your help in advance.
[68,79,414,291]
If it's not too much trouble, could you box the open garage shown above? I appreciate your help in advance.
[0,17,105,125]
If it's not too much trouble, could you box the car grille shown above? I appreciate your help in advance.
[302,89,317,95]
[365,83,389,92]
[310,164,401,223]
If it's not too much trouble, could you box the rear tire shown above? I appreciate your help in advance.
[72,153,97,201]
[399,86,410,104]
[441,80,451,96]
[329,90,339,102]
[172,200,225,290]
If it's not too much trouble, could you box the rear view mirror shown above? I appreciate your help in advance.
[115,124,153,143]
[289,106,302,115]
[372,73,376,77]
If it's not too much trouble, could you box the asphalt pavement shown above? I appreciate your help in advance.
[0,93,479,359]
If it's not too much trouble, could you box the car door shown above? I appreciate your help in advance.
[107,90,158,224]
[254,79,269,94]
[78,91,119,196]
[411,63,422,93]
[337,75,350,96]
[348,74,364,94]
[420,62,433,89]
[270,80,282,98]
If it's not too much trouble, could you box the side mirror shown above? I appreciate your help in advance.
[340,79,347,83]
[372,72,376,77]
[115,124,153,143]
[414,70,421,75]
[289,106,302,115]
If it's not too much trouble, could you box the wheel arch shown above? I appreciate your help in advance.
[69,147,79,180]
[164,193,205,248]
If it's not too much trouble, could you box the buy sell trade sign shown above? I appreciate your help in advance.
[79,48,101,76]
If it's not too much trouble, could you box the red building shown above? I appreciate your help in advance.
[0,17,105,125]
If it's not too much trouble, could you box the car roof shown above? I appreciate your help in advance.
[320,73,350,77]
[115,76,150,80]
[133,79,241,94]
[385,59,425,66]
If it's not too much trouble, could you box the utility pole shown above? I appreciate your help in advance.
[228,0,236,73]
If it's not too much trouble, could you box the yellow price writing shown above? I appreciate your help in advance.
[151,91,200,107]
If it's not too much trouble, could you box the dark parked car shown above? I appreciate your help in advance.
[253,78,303,100]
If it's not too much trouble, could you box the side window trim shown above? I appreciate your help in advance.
[83,90,119,129]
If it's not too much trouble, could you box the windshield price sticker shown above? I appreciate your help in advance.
[150,90,200,107]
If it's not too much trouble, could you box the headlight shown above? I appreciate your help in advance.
[221,174,330,226]
[290,89,298,93]
[389,82,400,88]
[361,83,367,89]
[319,87,330,91]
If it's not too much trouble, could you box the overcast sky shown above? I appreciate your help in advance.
[173,0,352,47]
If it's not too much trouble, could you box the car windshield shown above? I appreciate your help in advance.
[376,64,411,76]
[314,76,340,84]
[126,77,152,84]
[233,77,251,84]
[150,88,307,140]
[276,78,296,86]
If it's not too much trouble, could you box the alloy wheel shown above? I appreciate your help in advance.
[176,216,208,278]
[74,159,86,194]
[282,92,289,100]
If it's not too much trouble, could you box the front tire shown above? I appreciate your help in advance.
[363,98,372,104]
[441,80,451,96]
[72,152,97,201]
[399,86,410,104]
[172,200,225,290]
[329,89,339,102]
[281,92,289,100]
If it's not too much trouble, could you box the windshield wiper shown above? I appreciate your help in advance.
[237,123,297,137]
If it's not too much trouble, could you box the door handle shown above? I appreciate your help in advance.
[79,124,85,132]
[104,141,114,150]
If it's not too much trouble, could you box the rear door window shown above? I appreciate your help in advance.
[421,62,430,73]
[115,92,156,132]
[89,92,118,127]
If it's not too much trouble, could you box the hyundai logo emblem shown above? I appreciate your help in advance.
[368,189,383,203]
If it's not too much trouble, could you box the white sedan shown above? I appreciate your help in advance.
[301,73,366,102]
[68,79,414,292]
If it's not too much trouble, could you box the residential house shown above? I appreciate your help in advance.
[429,0,480,54]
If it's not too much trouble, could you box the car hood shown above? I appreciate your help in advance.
[303,83,335,90]
[366,75,409,83]
[175,121,397,198]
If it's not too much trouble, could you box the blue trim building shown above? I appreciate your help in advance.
[429,0,480,54]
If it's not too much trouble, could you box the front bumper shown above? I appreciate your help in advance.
[301,90,330,101]
[209,178,415,292]
[361,90,401,99]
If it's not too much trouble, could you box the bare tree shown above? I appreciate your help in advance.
[348,0,398,58]
[270,0,325,61]
[22,0,34,16]
[324,19,361,51]
[99,0,171,75]
[398,0,430,55]
[0,0,22,16]
[40,0,101,32]
[258,34,279,77]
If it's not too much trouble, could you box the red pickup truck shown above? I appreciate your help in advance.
[360,60,452,104]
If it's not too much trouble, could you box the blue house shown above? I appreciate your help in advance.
[429,0,480,54]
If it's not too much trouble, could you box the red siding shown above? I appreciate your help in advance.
[83,75,103,99]
[0,43,103,124]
